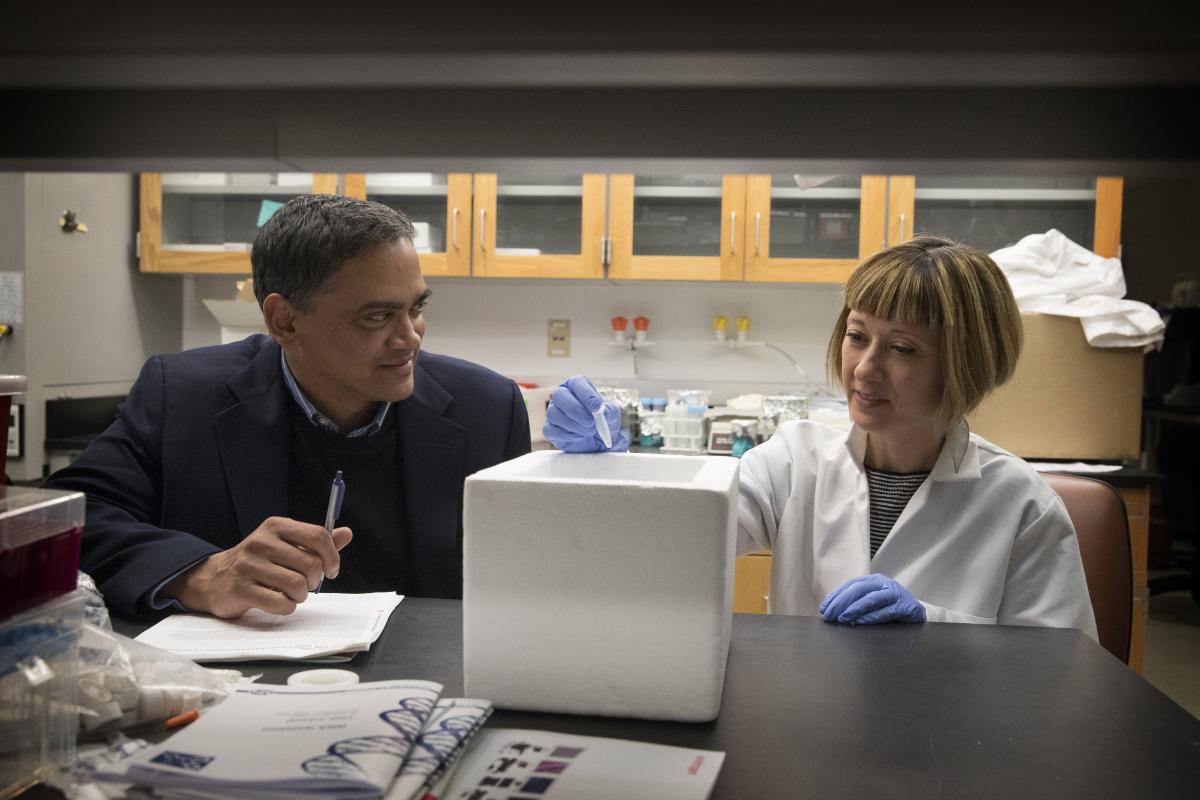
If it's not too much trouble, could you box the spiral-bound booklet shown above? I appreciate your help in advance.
[95,680,446,798]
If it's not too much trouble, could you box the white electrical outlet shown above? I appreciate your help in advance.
[547,319,570,357]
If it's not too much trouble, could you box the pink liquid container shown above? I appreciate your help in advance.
[0,487,85,622]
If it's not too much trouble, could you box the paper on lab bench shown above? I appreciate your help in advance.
[135,592,402,662]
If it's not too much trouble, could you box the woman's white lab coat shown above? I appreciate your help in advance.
[737,419,1099,640]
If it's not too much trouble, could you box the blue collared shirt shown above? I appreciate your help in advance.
[147,350,393,610]
[279,350,392,437]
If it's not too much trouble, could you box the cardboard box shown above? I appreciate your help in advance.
[967,313,1143,460]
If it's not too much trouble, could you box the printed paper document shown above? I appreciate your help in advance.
[135,592,403,662]
[438,728,725,799]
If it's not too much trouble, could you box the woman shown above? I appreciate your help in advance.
[546,235,1097,639]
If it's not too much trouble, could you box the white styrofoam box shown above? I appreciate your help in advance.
[463,451,739,722]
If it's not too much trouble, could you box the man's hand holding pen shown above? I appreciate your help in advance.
[163,517,353,619]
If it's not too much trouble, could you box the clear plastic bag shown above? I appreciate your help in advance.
[74,572,236,735]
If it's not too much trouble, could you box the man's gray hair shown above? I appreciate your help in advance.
[251,194,416,311]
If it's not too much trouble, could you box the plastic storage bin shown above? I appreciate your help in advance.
[0,590,83,799]
[662,405,708,452]
[0,487,86,623]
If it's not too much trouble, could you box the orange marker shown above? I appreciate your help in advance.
[165,708,200,729]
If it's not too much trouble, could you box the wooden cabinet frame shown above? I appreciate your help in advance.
[608,175,747,281]
[888,175,1124,257]
[139,172,336,274]
[471,173,605,279]
[744,175,888,283]
[344,173,472,277]
[141,172,1125,281]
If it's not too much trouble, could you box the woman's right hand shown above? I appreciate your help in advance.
[543,375,629,453]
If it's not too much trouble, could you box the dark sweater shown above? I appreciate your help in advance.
[287,402,409,593]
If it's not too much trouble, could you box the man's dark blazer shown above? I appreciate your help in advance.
[44,335,531,617]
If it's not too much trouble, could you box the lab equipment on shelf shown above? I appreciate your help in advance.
[638,398,665,448]
[760,394,809,439]
[731,419,759,458]
[662,390,711,453]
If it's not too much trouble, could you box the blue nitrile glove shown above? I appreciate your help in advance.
[543,375,630,453]
[818,573,927,624]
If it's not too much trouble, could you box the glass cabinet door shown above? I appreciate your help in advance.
[344,173,472,276]
[743,174,886,283]
[908,176,1122,256]
[472,174,605,278]
[608,175,745,281]
[140,172,335,273]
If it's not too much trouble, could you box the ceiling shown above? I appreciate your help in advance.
[3,3,1198,174]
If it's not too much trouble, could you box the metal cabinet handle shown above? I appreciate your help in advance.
[730,211,737,254]
[451,208,459,249]
[755,211,762,256]
[898,212,906,243]
[479,209,487,251]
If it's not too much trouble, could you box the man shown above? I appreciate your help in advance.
[47,195,531,618]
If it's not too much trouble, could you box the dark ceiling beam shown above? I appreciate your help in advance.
[2,86,1196,175]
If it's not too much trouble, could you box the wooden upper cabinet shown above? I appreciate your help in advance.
[905,175,1123,257]
[139,172,336,274]
[344,173,472,276]
[608,175,746,281]
[1093,177,1123,258]
[886,175,916,247]
[744,175,888,283]
[471,173,605,279]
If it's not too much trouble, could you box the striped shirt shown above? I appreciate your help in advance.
[865,465,930,558]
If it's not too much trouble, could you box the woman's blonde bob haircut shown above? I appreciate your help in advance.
[826,235,1023,429]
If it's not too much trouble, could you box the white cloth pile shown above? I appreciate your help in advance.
[989,229,1164,348]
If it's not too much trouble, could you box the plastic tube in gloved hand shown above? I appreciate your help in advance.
[543,375,629,453]
[592,407,613,448]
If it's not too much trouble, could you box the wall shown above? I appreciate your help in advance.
[181,274,845,405]
[4,173,182,481]
[0,174,26,378]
